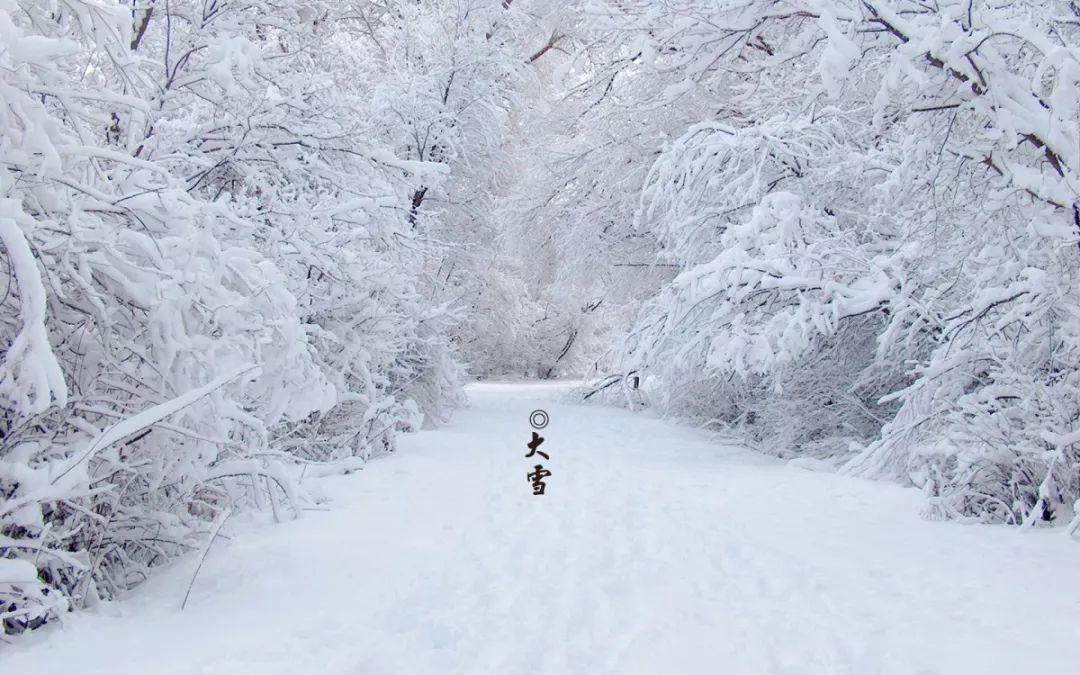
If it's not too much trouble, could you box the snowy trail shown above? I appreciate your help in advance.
[6,382,1080,674]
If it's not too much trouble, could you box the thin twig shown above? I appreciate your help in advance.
[180,508,232,611]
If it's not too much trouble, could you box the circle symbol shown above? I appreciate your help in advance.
[529,409,549,429]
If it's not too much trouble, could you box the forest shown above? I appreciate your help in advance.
[1,0,1078,656]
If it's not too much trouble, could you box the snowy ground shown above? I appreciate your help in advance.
[5,382,1080,674]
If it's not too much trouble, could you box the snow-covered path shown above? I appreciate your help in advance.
[6,383,1080,674]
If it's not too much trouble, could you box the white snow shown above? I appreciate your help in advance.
[5,382,1080,674]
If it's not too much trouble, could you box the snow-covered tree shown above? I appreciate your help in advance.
[345,0,545,378]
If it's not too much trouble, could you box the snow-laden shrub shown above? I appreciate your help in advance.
[1,0,471,633]
[131,0,466,452]
[0,1,338,631]
[600,0,1080,526]
[625,188,910,462]
[850,209,1080,525]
